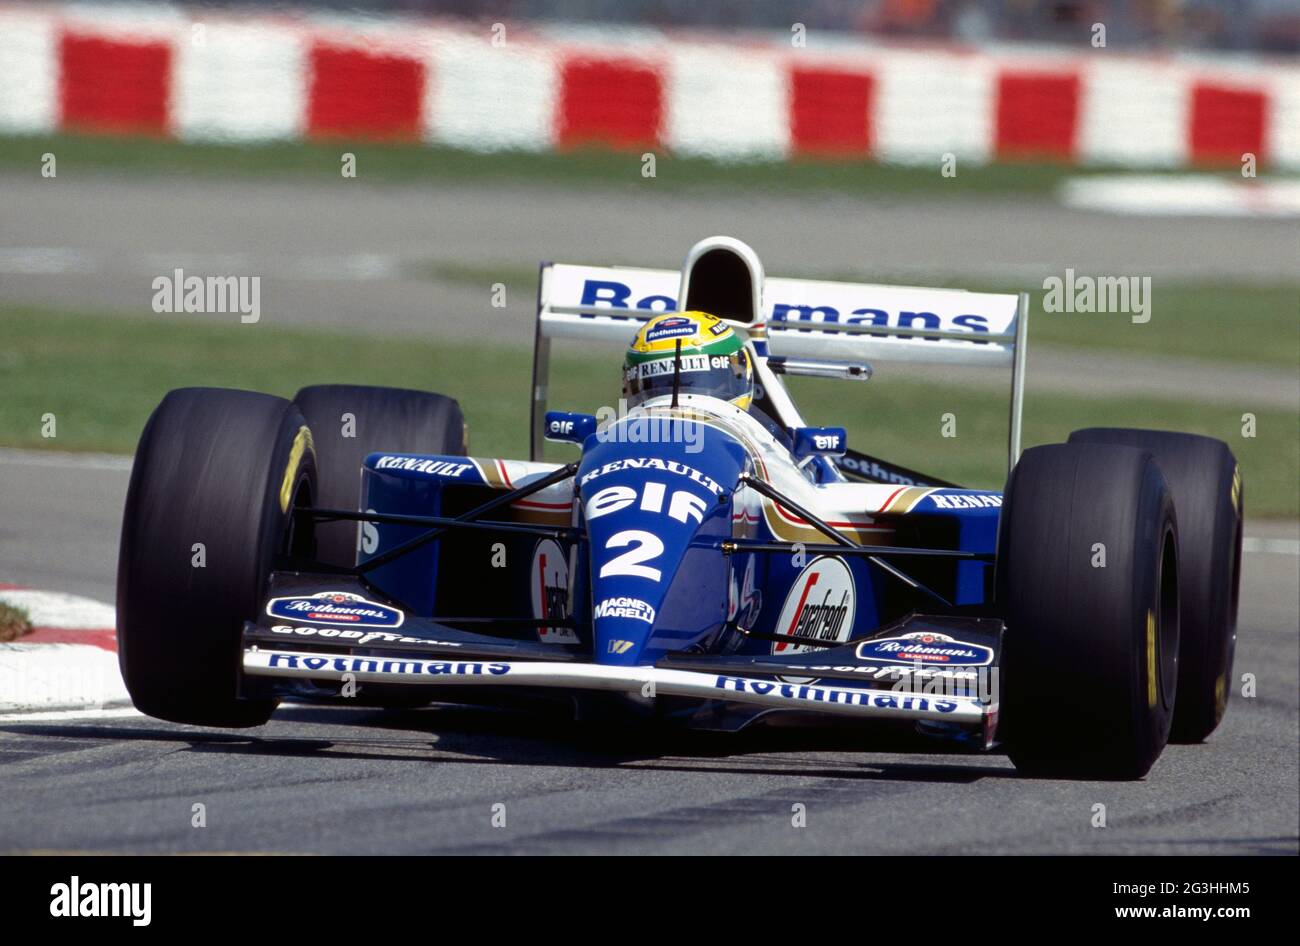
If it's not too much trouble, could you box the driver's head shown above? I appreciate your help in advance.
[623,311,753,410]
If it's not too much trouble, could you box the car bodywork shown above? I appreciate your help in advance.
[241,237,1031,745]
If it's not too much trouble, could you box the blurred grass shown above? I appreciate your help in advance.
[0,603,32,642]
[0,131,1220,197]
[3,304,1294,517]
[785,375,1296,517]
[1017,282,1297,368]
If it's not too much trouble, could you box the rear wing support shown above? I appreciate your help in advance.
[1008,291,1029,472]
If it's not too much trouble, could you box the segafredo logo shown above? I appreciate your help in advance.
[266,591,404,628]
[773,557,855,655]
[855,631,994,666]
[532,539,577,644]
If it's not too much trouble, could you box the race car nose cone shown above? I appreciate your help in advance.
[578,418,746,665]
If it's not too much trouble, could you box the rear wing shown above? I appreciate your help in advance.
[531,261,1029,472]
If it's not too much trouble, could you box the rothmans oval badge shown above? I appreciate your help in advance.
[266,591,404,628]
[854,631,993,666]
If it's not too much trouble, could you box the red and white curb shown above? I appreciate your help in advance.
[1,1,1297,169]
[0,585,130,714]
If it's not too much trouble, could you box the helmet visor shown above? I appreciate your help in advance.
[623,348,751,408]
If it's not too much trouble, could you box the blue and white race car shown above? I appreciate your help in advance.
[117,237,1243,779]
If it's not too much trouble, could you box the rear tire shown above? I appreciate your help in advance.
[997,443,1179,779]
[292,385,466,567]
[1069,428,1242,743]
[117,388,316,727]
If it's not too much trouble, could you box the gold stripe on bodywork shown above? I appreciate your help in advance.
[471,458,507,489]
[883,486,935,514]
[760,499,892,546]
[469,458,571,524]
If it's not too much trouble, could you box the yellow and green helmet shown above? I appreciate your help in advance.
[622,311,753,410]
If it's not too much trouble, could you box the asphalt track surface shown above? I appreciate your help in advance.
[0,451,1295,854]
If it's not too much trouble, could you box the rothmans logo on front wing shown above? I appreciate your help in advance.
[855,631,993,666]
[266,591,404,628]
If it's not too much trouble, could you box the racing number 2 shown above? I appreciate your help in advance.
[587,481,709,583]
[600,530,664,582]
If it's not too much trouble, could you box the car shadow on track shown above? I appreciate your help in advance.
[1,700,1019,785]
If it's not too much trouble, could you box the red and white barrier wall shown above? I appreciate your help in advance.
[1,2,1298,168]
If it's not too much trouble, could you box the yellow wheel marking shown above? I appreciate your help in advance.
[279,425,314,514]
[1146,609,1157,709]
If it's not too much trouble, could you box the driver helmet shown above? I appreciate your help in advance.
[622,311,753,410]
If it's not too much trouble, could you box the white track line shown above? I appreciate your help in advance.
[0,448,132,472]
[0,247,404,281]
[1243,536,1300,556]
[0,706,140,723]
[1061,176,1300,218]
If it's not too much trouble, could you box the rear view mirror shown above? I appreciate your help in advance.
[791,427,848,460]
[544,411,598,445]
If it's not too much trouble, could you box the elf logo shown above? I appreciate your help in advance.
[531,539,577,644]
[774,557,856,655]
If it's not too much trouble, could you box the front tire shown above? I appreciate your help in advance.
[117,388,316,727]
[293,384,465,567]
[1069,428,1242,743]
[997,442,1179,779]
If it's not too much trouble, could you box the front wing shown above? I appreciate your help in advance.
[240,608,1000,741]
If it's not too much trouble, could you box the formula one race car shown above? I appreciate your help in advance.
[117,236,1243,779]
